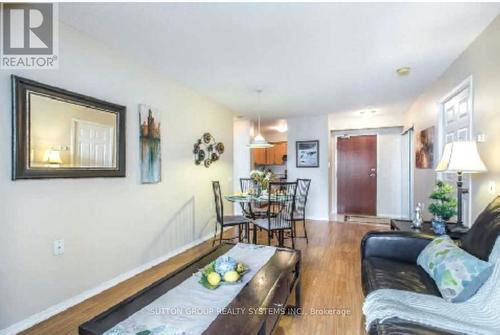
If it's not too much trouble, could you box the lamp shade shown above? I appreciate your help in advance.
[435,141,487,173]
[44,150,63,164]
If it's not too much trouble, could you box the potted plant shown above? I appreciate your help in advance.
[428,180,457,235]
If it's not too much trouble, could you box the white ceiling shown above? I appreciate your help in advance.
[60,3,500,118]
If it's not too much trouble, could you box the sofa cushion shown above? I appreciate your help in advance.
[368,318,464,335]
[461,196,500,261]
[362,256,441,296]
[417,235,493,302]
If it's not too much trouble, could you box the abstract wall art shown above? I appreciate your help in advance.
[416,126,435,169]
[193,132,224,168]
[139,104,161,183]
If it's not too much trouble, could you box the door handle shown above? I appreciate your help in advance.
[369,173,376,177]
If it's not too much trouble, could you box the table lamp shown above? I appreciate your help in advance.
[435,141,487,232]
[44,149,63,167]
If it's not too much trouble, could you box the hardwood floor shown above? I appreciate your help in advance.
[21,220,386,335]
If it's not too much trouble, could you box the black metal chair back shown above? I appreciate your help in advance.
[266,182,297,230]
[295,179,311,218]
[240,178,257,194]
[212,181,223,224]
[239,178,257,217]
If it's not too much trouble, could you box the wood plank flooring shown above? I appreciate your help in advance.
[21,220,386,335]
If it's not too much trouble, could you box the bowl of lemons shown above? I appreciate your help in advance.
[199,256,248,290]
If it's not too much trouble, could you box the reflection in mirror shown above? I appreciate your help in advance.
[29,92,118,169]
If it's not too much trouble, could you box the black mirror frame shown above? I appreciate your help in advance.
[12,75,126,180]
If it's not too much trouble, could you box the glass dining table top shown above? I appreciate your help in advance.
[224,194,301,203]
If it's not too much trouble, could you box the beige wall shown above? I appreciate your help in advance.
[0,23,234,329]
[405,15,500,222]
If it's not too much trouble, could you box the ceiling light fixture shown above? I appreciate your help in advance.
[275,124,288,133]
[360,109,377,116]
[271,120,288,133]
[396,67,411,76]
[248,89,274,149]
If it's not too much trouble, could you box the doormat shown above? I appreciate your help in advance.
[344,215,390,225]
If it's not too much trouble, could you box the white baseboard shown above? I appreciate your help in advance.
[377,213,406,219]
[306,216,329,221]
[0,233,215,335]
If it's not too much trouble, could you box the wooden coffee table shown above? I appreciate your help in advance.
[79,243,301,335]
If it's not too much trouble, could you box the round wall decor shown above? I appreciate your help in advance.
[193,132,224,168]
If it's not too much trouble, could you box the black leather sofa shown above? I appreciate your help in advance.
[361,196,500,335]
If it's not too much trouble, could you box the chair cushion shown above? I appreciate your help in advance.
[362,257,441,297]
[254,218,270,230]
[417,235,493,302]
[368,318,463,335]
[461,196,500,261]
[222,215,249,226]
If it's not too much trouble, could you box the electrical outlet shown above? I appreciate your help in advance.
[489,181,496,195]
[53,239,64,256]
[476,133,487,143]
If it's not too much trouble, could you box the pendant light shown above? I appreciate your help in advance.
[248,89,274,149]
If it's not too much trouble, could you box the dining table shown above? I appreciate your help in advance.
[225,193,301,244]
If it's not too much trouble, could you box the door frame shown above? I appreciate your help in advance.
[438,75,474,226]
[401,126,415,219]
[332,130,380,216]
[335,134,378,216]
[331,126,409,217]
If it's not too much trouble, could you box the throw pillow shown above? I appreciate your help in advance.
[417,235,493,302]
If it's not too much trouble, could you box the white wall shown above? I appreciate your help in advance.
[405,15,500,222]
[287,115,330,220]
[233,118,252,214]
[328,111,405,131]
[377,130,404,217]
[0,23,234,330]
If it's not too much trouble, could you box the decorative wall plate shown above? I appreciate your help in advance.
[194,133,224,167]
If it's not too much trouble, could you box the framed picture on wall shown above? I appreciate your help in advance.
[296,140,319,168]
[415,126,435,169]
[139,104,162,183]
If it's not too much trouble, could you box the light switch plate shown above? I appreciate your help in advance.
[53,239,64,256]
[489,181,496,195]
[477,133,487,143]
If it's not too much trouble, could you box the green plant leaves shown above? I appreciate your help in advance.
[428,181,458,221]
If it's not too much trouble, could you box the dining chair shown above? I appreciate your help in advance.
[212,181,250,246]
[239,178,268,219]
[253,182,297,248]
[291,178,311,243]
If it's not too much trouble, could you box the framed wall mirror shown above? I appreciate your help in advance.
[12,76,126,179]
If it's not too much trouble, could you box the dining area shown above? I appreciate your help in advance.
[211,171,312,249]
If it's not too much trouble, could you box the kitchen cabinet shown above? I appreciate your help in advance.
[253,148,267,165]
[252,142,287,165]
[272,142,287,165]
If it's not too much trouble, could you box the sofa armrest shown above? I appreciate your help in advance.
[361,231,435,264]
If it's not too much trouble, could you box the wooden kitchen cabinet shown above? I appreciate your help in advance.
[252,142,287,166]
[271,142,287,165]
[253,148,267,165]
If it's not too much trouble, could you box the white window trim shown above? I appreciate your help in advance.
[438,75,474,227]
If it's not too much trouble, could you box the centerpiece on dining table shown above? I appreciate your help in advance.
[198,256,249,289]
[249,170,273,196]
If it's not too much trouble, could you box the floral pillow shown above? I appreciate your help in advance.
[417,235,493,302]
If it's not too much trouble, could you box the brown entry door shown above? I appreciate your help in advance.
[337,135,377,215]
